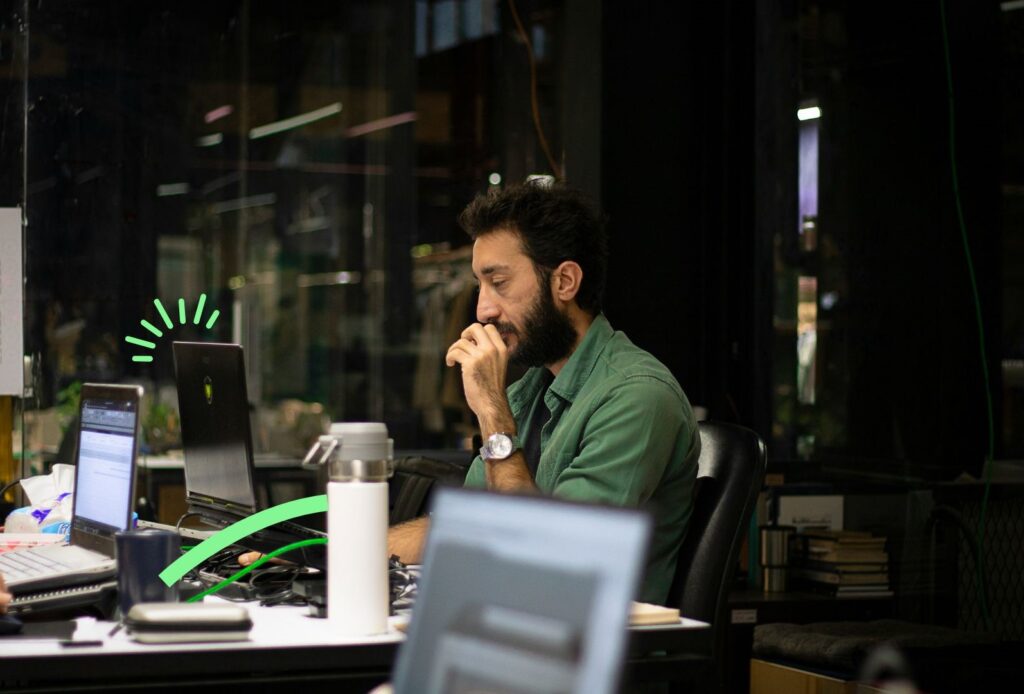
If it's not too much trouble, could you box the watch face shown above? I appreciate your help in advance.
[489,434,513,459]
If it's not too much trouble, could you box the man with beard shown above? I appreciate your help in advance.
[389,183,699,605]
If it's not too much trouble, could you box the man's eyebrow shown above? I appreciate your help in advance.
[475,264,511,279]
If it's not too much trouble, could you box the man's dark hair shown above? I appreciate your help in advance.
[457,182,609,315]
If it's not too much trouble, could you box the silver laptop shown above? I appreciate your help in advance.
[0,383,142,593]
[392,488,652,694]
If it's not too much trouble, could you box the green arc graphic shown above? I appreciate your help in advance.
[159,494,327,586]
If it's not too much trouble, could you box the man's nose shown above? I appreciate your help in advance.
[476,287,500,323]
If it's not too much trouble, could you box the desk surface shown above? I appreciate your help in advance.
[0,600,710,691]
[0,601,404,691]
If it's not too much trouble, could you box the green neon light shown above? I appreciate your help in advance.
[130,295,223,364]
[154,299,174,329]
[186,538,327,603]
[193,293,207,325]
[140,320,163,338]
[158,494,328,586]
[125,336,156,349]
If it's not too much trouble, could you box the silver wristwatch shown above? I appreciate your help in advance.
[479,432,521,461]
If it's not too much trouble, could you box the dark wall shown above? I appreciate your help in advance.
[599,1,763,431]
[810,0,1001,476]
[596,0,1002,478]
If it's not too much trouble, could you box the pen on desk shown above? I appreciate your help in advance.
[60,640,105,648]
[108,622,123,638]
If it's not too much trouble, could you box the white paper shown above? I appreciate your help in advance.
[0,207,24,395]
[777,494,844,530]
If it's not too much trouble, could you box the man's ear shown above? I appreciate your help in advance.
[552,261,583,303]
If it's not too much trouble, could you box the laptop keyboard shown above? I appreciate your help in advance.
[0,546,74,580]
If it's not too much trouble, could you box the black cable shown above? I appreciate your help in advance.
[389,557,418,611]
[174,511,202,536]
[188,539,326,603]
[250,565,309,607]
[186,546,418,611]
[0,479,21,501]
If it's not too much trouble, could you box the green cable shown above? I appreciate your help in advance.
[939,0,992,628]
[187,538,327,604]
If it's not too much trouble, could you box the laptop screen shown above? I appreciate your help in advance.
[172,342,258,514]
[71,385,141,552]
[392,488,652,694]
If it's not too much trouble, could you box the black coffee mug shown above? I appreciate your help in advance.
[115,528,179,616]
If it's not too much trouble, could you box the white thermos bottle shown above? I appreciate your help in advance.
[305,422,393,636]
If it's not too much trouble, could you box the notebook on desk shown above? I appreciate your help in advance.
[0,383,142,595]
[172,342,326,568]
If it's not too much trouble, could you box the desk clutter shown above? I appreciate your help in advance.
[789,529,892,597]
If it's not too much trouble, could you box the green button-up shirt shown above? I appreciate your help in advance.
[464,314,699,604]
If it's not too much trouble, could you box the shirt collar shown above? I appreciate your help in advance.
[507,314,614,410]
[548,313,614,403]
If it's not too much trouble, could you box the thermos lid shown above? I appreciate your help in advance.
[326,422,393,482]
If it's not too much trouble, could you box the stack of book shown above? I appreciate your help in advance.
[789,529,893,597]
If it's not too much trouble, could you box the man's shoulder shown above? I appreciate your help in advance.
[594,330,684,400]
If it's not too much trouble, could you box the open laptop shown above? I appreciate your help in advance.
[0,383,142,594]
[172,342,325,568]
[392,487,652,694]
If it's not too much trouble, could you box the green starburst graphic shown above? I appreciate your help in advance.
[125,294,221,363]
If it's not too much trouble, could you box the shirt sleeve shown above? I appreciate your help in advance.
[462,454,486,489]
[550,376,688,507]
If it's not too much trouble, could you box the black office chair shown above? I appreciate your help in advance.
[389,455,472,525]
[666,421,767,688]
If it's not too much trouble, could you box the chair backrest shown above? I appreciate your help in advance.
[667,421,767,624]
[389,455,471,525]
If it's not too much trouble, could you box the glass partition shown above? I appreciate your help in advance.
[2,0,571,486]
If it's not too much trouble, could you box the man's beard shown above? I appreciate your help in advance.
[493,287,578,368]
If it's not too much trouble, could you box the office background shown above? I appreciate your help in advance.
[0,0,1022,650]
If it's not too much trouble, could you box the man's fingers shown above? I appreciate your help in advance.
[463,323,502,351]
[238,551,263,567]
[481,323,508,354]
[237,551,292,567]
[445,339,481,367]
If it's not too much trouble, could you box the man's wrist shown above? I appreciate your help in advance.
[478,414,516,440]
